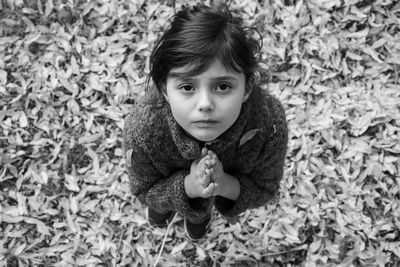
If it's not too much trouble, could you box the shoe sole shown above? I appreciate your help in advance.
[146,207,176,228]
[184,214,212,241]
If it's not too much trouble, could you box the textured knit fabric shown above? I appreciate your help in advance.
[123,87,288,223]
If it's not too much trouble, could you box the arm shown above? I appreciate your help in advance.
[124,130,212,221]
[126,142,213,219]
[215,118,288,218]
[214,171,241,201]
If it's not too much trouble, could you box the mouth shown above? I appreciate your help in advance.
[192,120,218,127]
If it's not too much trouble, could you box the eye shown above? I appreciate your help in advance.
[178,84,195,92]
[216,83,232,92]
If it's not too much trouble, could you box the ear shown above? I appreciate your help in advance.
[243,88,252,103]
[161,85,169,102]
[163,92,169,102]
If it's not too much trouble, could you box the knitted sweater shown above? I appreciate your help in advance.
[123,87,288,222]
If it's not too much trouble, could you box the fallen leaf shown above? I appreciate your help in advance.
[239,129,259,147]
[171,241,188,255]
[126,149,133,167]
[64,174,80,192]
[19,111,28,128]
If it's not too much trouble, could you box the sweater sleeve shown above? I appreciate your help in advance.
[124,132,212,221]
[215,108,288,218]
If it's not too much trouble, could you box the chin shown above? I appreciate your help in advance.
[194,136,213,142]
[193,134,219,143]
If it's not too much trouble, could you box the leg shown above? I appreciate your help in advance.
[184,213,212,241]
[146,207,176,228]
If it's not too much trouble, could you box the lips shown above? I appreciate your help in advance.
[192,120,218,127]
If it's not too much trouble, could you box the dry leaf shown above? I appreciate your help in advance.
[126,149,133,167]
[171,241,188,255]
[19,111,28,128]
[64,174,80,192]
[239,129,259,147]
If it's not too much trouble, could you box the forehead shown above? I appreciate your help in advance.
[168,59,243,80]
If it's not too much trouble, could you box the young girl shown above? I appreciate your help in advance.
[124,4,288,240]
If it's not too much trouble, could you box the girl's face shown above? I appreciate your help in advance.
[164,59,251,142]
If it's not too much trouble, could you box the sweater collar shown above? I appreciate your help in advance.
[164,97,253,160]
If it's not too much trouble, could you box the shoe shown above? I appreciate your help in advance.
[146,207,176,228]
[184,215,212,241]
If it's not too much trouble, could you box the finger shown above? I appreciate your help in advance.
[202,182,215,198]
[200,164,208,177]
[201,147,208,158]
[212,183,219,196]
[193,158,200,165]
[202,170,211,185]
[199,154,210,163]
[208,167,215,182]
[210,158,216,165]
[197,159,205,177]
[205,159,211,167]
[201,180,210,190]
[207,151,216,161]
[199,155,211,169]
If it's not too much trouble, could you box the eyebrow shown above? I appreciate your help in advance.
[212,75,238,82]
[168,73,238,82]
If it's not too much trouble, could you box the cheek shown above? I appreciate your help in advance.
[172,104,186,116]
[217,102,241,125]
[169,99,191,121]
[222,96,243,112]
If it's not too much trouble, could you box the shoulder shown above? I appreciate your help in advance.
[235,88,287,171]
[123,102,167,150]
[124,102,162,132]
[263,89,287,130]
[251,88,288,147]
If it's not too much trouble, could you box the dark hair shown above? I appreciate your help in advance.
[145,4,263,105]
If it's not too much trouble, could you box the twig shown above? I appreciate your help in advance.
[153,213,178,267]
[262,244,308,257]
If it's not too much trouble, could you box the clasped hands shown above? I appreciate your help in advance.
[184,147,225,199]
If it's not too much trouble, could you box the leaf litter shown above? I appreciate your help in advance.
[0,0,400,266]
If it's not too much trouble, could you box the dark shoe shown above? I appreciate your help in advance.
[184,216,212,241]
[146,207,176,228]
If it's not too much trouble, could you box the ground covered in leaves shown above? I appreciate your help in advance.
[1,0,400,266]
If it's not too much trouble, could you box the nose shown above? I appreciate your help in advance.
[197,90,214,112]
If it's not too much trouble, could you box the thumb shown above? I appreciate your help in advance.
[203,182,215,198]
[200,147,208,158]
[212,183,219,196]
